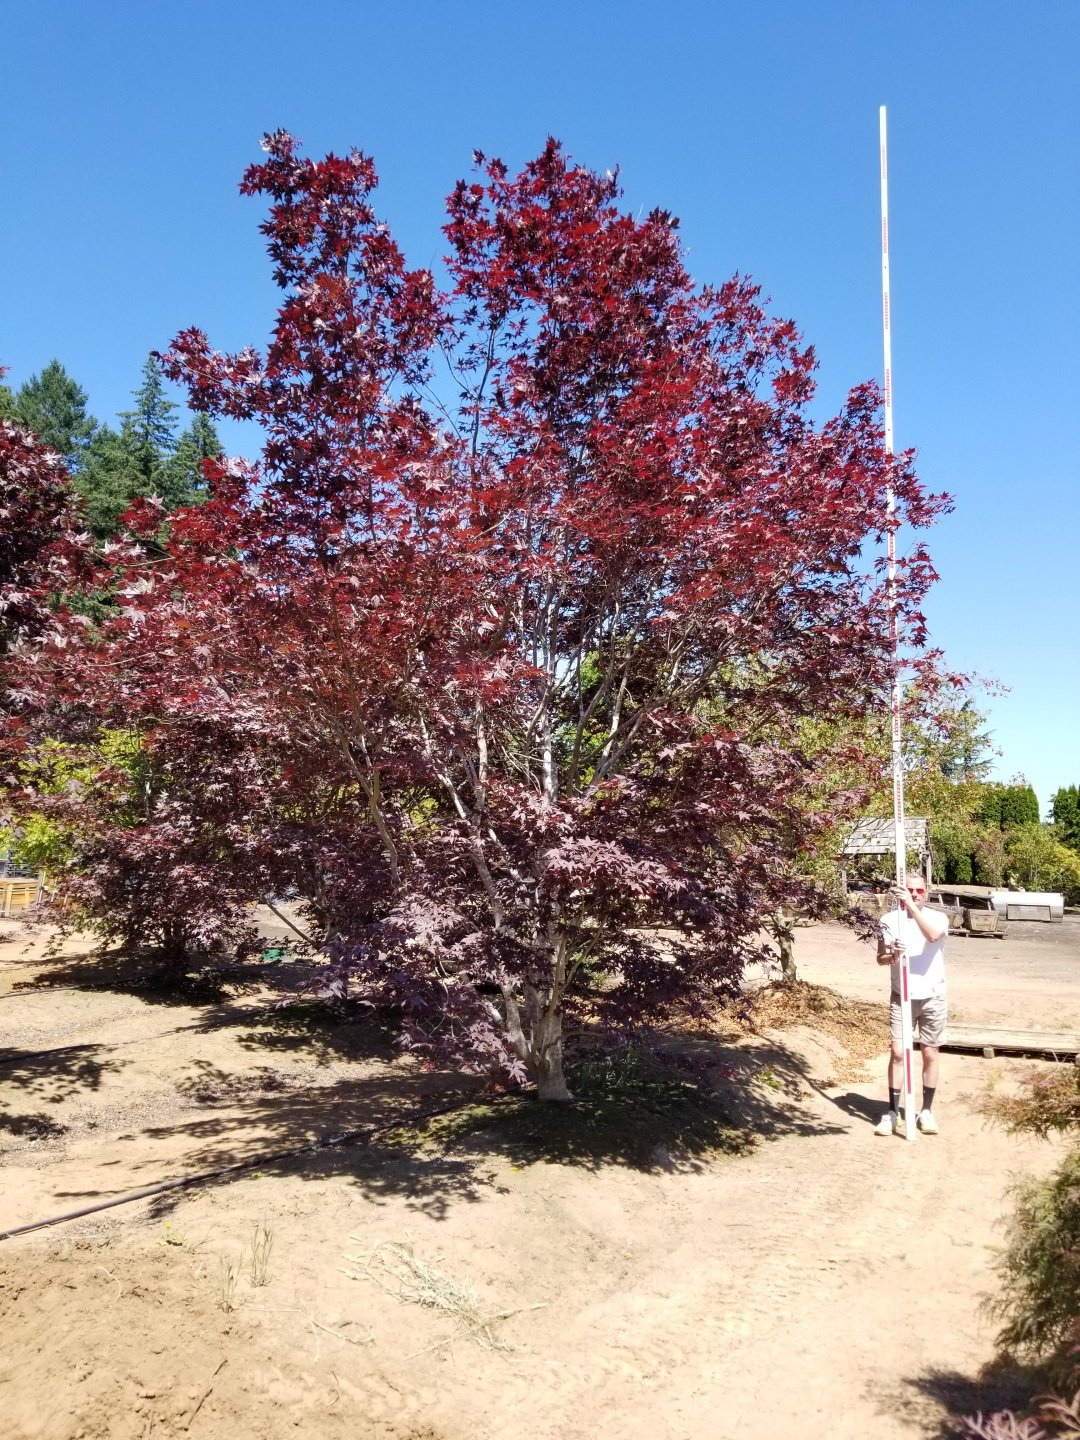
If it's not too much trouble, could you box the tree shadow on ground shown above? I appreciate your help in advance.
[892,1361,1041,1437]
[3,935,321,1008]
[34,1021,846,1227]
[0,1043,127,1102]
[0,1110,67,1142]
[213,1000,400,1067]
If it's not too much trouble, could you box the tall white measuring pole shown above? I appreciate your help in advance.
[880,105,917,1143]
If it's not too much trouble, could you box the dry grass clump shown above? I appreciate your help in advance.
[342,1239,543,1353]
[742,981,889,1083]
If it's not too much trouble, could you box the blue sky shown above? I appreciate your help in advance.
[2,1,1077,810]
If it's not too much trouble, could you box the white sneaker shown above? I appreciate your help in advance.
[873,1111,902,1136]
[917,1109,939,1135]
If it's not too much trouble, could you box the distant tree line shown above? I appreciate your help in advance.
[978,782,1040,832]
[1051,786,1080,855]
[931,776,1079,897]
[842,695,1080,900]
[0,357,221,539]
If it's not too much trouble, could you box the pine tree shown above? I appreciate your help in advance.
[938,700,995,782]
[1051,785,1080,853]
[76,357,188,539]
[75,423,146,538]
[160,413,222,509]
[983,780,1041,831]
[119,355,179,493]
[979,788,1004,828]
[11,360,97,471]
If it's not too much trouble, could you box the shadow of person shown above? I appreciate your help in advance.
[824,1090,886,1125]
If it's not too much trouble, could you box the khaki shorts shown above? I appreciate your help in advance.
[890,992,948,1049]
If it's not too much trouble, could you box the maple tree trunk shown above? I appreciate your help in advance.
[502,953,574,1102]
[776,911,797,985]
[532,1010,572,1103]
[160,919,189,968]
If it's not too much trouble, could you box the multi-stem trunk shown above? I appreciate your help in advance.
[774,910,797,985]
[500,936,575,1102]
[530,1003,571,1102]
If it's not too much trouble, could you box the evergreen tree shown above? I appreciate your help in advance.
[979,788,1003,828]
[1001,783,1040,829]
[119,355,179,493]
[160,413,222,509]
[1051,785,1080,853]
[75,423,146,538]
[980,781,1040,831]
[5,355,222,542]
[76,357,189,539]
[938,700,995,783]
[11,360,97,471]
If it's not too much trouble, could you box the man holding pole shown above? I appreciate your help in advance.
[873,875,950,1137]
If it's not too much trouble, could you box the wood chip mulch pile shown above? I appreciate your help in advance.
[742,981,889,1083]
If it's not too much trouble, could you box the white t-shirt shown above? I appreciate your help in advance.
[881,907,948,1000]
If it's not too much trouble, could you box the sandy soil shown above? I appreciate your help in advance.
[1,917,1076,1440]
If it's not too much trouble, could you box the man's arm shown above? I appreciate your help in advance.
[876,915,898,964]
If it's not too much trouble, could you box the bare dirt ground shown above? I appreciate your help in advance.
[1,916,1077,1440]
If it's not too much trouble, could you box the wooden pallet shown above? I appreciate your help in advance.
[935,1023,1080,1058]
[0,878,41,918]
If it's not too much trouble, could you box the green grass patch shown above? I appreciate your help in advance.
[396,1045,751,1172]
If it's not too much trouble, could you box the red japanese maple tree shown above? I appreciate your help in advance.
[12,135,948,1096]
[0,395,83,658]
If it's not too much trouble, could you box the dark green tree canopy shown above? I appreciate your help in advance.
[979,781,1040,830]
[7,360,97,471]
[118,356,179,490]
[161,412,222,509]
[52,355,220,539]
[1051,785,1080,853]
[75,423,146,539]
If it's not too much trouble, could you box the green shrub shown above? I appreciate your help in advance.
[992,1149,1080,1360]
[962,1068,1080,1436]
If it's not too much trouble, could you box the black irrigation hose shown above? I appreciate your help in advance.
[0,986,92,1001]
[0,1091,483,1243]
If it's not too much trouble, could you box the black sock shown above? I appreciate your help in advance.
[922,1087,936,1113]
[889,1089,901,1114]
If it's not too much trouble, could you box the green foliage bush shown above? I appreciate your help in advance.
[964,1066,1080,1436]
[1052,786,1080,855]
[1007,826,1080,902]
[981,783,1041,832]
[975,829,1009,887]
[992,1147,1080,1359]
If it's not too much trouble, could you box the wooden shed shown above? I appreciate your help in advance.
[838,817,932,893]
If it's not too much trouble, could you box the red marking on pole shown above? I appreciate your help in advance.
[882,107,914,1139]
